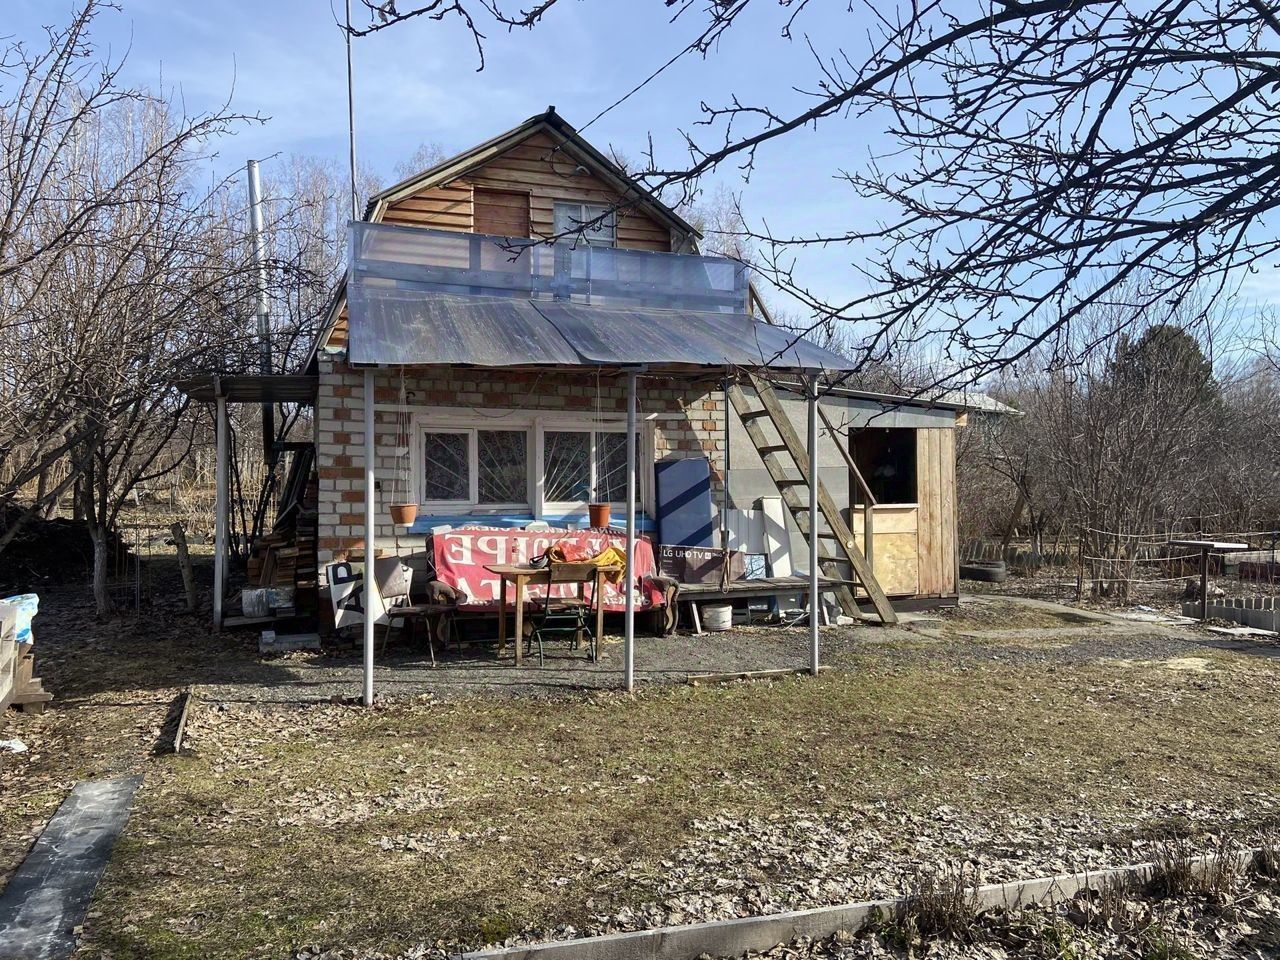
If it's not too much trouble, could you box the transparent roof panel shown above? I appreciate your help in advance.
[350,222,748,312]
[346,221,856,372]
[347,288,579,366]
[532,302,856,370]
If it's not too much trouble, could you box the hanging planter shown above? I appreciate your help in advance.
[389,503,418,526]
[388,370,418,529]
[588,503,611,529]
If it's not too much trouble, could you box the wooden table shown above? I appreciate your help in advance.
[485,563,622,664]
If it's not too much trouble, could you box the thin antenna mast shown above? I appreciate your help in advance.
[345,0,359,221]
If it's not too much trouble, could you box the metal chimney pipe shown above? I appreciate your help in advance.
[246,159,275,460]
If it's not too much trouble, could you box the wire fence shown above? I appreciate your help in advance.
[961,525,1280,607]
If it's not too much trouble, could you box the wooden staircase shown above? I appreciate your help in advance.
[727,373,898,625]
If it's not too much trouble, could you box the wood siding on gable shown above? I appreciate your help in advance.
[382,132,673,251]
[473,188,530,238]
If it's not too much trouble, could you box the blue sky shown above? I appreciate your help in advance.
[9,0,1277,345]
[9,0,884,310]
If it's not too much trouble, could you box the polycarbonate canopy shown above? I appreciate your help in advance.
[347,222,857,372]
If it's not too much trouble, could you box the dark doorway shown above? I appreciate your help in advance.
[849,428,917,505]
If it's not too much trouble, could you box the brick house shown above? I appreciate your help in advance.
[296,108,962,624]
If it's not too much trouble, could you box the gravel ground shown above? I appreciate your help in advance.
[196,594,1257,704]
[200,624,882,703]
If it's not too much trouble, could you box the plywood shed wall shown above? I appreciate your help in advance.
[725,393,960,602]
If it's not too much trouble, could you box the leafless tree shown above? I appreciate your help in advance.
[393,142,449,182]
[349,0,1280,388]
[0,1,257,551]
[970,296,1235,599]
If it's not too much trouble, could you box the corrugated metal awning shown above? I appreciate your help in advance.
[347,289,580,366]
[347,287,855,372]
[176,374,317,404]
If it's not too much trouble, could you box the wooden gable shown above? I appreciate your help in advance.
[381,131,673,251]
[321,122,690,354]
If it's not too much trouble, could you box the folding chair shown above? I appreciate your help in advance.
[526,561,601,666]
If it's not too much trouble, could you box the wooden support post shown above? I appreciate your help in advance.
[170,522,198,613]
[817,403,876,571]
[213,388,228,630]
[1199,546,1210,622]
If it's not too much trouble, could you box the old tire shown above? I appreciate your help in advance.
[960,560,1008,583]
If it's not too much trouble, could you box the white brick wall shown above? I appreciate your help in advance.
[315,356,726,564]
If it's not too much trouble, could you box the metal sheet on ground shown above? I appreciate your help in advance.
[0,776,142,960]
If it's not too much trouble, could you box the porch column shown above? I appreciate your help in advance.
[807,373,820,676]
[363,367,376,706]
[213,381,228,630]
[624,367,639,693]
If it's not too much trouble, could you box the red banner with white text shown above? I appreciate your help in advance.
[431,529,663,610]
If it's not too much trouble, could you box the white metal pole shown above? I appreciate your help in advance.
[247,160,275,461]
[213,387,228,630]
[807,375,820,676]
[624,368,638,693]
[362,367,376,706]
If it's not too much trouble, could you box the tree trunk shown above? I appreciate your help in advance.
[90,524,112,616]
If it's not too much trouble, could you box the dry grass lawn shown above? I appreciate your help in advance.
[75,631,1280,959]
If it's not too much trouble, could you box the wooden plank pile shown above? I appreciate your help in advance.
[242,449,318,621]
[0,604,51,714]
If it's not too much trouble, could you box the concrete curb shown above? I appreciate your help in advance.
[458,850,1254,960]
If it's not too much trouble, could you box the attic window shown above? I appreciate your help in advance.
[554,202,616,247]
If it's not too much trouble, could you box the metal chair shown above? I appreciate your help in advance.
[526,561,600,666]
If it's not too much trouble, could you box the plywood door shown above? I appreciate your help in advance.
[851,505,919,596]
[915,428,959,597]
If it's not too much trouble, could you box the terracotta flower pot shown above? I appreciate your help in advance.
[588,503,611,529]
[388,503,418,525]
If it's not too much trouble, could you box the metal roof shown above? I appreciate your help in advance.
[177,374,318,404]
[347,288,856,372]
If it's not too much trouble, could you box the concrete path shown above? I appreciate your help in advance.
[0,776,141,960]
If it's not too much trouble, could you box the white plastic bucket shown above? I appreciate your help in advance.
[702,603,733,632]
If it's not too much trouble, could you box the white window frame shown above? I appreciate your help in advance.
[406,406,652,517]
[417,423,533,513]
[553,201,617,247]
[537,423,637,515]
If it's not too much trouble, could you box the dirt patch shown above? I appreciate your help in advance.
[936,598,1104,632]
